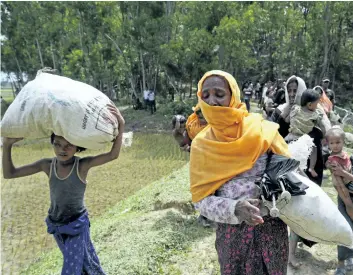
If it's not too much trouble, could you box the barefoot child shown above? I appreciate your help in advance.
[327,128,353,274]
[286,89,328,180]
[2,104,125,275]
[326,127,353,193]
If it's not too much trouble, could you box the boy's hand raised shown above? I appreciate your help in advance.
[106,104,125,127]
[2,137,23,146]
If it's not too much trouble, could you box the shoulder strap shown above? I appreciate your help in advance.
[49,158,56,179]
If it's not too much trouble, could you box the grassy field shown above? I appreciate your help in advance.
[22,164,343,275]
[2,102,352,274]
[1,133,189,275]
[1,88,15,102]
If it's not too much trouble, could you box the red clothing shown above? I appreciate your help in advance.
[328,152,352,172]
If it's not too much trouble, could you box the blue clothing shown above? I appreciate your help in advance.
[46,211,105,275]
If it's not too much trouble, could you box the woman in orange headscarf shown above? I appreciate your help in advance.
[190,70,290,275]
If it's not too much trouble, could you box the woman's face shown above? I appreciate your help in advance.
[287,81,298,105]
[201,76,232,107]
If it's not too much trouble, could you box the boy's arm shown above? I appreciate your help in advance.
[80,106,125,171]
[2,138,50,179]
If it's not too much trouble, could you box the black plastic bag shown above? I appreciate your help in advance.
[256,153,309,201]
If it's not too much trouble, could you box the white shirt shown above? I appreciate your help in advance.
[256,83,261,91]
[143,90,149,100]
[148,91,155,101]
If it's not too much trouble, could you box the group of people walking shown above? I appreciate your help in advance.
[173,71,353,275]
[2,69,351,275]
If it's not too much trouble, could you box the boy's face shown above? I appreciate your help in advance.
[52,136,77,162]
[328,135,344,154]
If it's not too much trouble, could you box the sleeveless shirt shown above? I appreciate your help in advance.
[48,157,86,225]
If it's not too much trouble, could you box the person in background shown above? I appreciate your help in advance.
[286,89,329,180]
[326,127,353,275]
[143,89,150,110]
[322,78,336,109]
[255,80,261,100]
[273,80,286,106]
[148,90,156,114]
[270,76,325,267]
[242,81,253,112]
[172,105,212,227]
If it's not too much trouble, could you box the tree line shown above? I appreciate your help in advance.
[1,1,352,108]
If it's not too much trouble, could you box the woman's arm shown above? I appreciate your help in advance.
[194,196,263,225]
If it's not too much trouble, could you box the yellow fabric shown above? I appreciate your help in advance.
[190,70,290,203]
[186,104,207,140]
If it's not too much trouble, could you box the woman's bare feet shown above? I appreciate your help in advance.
[288,254,302,268]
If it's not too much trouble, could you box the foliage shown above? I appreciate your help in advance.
[1,2,353,106]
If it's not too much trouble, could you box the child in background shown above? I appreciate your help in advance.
[327,127,353,274]
[286,89,327,179]
[2,104,125,275]
[172,106,207,152]
[326,127,353,192]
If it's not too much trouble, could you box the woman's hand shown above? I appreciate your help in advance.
[234,199,264,226]
[2,137,23,146]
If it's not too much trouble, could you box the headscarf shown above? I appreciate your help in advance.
[313,85,333,114]
[190,70,290,203]
[277,75,307,123]
[185,104,207,140]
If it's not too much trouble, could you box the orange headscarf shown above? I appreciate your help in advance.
[186,104,207,140]
[190,70,290,203]
[314,85,333,114]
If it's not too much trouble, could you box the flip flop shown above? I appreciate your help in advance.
[346,258,353,271]
[334,267,346,275]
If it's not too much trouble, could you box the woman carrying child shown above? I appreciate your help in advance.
[270,76,331,267]
[326,126,353,275]
[2,104,125,275]
[285,88,331,182]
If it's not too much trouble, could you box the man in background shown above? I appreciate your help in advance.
[148,90,156,114]
[322,78,336,109]
[143,89,150,110]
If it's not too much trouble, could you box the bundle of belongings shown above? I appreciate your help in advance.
[1,70,121,150]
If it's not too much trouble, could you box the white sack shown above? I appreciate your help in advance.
[1,72,119,150]
[263,172,353,248]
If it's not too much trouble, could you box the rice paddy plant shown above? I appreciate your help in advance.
[1,133,188,274]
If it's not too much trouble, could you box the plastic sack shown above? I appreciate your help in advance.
[261,171,353,248]
[257,154,308,202]
[1,72,119,150]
